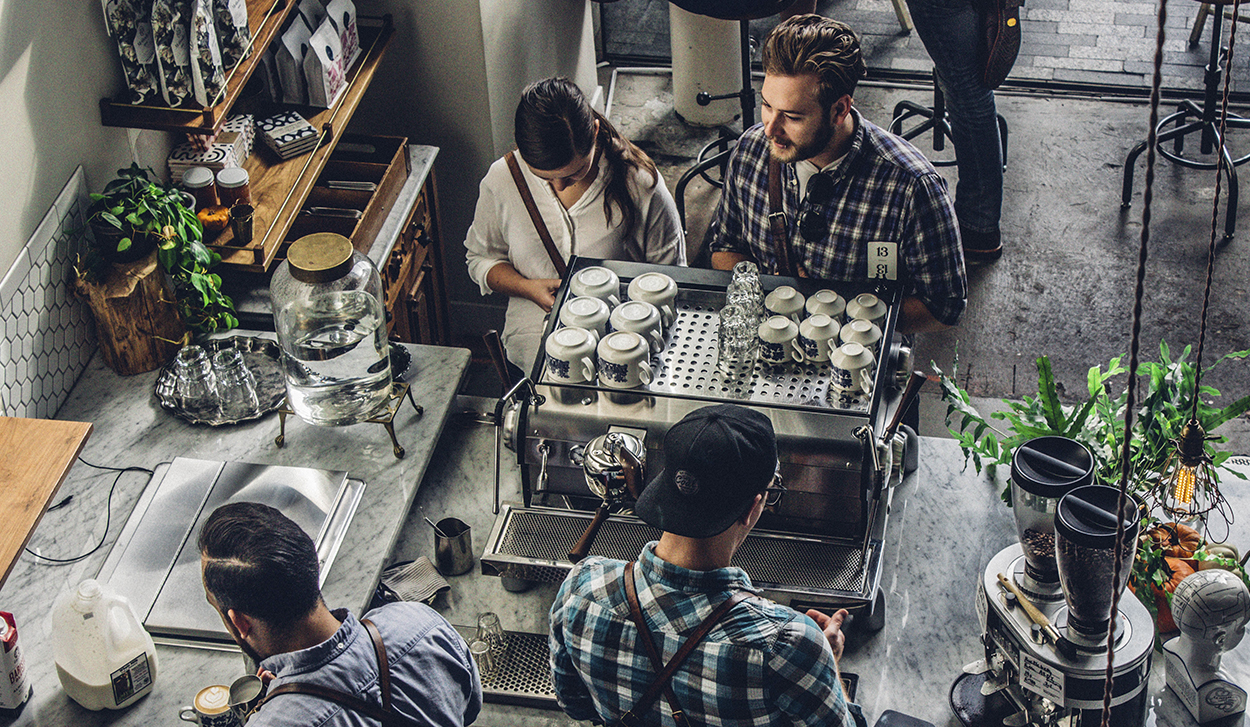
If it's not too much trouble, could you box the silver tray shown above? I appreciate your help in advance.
[155,336,286,426]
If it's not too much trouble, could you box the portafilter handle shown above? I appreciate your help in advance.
[881,371,926,445]
[618,445,643,501]
[483,329,514,393]
[569,503,612,563]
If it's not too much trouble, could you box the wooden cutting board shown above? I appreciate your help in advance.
[0,417,92,590]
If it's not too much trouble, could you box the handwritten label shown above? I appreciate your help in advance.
[868,241,897,281]
[1020,652,1064,703]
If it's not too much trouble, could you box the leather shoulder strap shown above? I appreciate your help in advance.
[618,562,750,727]
[257,617,395,725]
[505,151,568,278]
[767,157,796,277]
[362,618,391,711]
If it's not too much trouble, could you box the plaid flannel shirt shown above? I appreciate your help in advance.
[705,110,967,326]
[549,542,867,727]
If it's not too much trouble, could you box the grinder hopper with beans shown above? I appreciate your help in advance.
[568,432,645,563]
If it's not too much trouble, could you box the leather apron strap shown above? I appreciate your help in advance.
[616,562,750,727]
[505,150,568,279]
[257,617,395,725]
[768,156,797,277]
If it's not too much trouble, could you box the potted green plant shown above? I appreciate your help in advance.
[933,342,1250,640]
[80,164,238,337]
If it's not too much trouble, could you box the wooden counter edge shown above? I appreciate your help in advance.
[0,417,93,590]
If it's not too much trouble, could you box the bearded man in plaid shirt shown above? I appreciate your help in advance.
[549,405,867,726]
[707,15,967,334]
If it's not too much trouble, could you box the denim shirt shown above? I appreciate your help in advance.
[251,603,482,727]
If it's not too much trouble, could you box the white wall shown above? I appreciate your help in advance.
[0,0,169,279]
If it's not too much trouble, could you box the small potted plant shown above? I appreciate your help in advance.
[77,165,238,374]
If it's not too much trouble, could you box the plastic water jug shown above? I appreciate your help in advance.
[52,579,158,710]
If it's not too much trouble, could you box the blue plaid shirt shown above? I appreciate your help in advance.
[705,110,967,326]
[550,542,867,726]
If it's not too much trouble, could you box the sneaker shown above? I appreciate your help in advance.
[982,0,1023,89]
[962,227,1003,264]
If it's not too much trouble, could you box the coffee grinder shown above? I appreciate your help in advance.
[952,439,1155,727]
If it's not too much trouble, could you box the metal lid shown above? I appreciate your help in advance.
[1011,436,1094,499]
[287,233,353,283]
[1055,485,1141,548]
[181,166,215,189]
[582,432,645,498]
[216,167,250,189]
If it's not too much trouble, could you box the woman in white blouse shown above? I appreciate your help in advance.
[464,77,686,373]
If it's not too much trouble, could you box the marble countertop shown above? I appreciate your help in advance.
[396,398,1250,727]
[0,338,469,726]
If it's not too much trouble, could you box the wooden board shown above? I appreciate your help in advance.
[0,418,92,590]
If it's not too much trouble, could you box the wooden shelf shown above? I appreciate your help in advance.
[208,18,394,272]
[99,0,296,134]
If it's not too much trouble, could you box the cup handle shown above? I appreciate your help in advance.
[648,329,664,353]
[638,362,653,385]
[578,356,595,382]
[660,303,675,326]
[607,294,620,308]
[858,367,874,393]
[789,339,804,362]
[180,707,199,723]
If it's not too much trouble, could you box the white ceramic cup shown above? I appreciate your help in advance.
[839,318,882,354]
[180,685,241,727]
[609,300,665,354]
[627,272,678,327]
[569,266,621,308]
[806,289,846,321]
[797,313,838,363]
[597,331,653,389]
[829,341,876,394]
[758,315,803,366]
[558,296,611,342]
[544,327,597,384]
[845,292,887,328]
[764,285,806,323]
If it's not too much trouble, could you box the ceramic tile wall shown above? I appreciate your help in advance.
[0,167,97,418]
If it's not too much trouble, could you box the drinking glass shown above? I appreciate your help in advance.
[726,261,764,323]
[475,612,509,661]
[717,303,757,375]
[212,348,260,420]
[174,345,219,418]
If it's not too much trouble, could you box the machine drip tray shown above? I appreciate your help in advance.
[481,504,879,608]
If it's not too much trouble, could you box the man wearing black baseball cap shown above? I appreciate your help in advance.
[549,404,866,726]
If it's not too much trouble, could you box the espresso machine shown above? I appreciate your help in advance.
[953,438,1154,727]
[481,258,922,631]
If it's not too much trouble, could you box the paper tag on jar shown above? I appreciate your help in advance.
[867,241,897,281]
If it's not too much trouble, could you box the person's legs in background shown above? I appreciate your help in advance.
[905,0,1004,263]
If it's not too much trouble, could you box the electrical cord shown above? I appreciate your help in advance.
[23,458,154,565]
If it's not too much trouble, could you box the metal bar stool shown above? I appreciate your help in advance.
[888,67,1008,170]
[1122,0,1250,242]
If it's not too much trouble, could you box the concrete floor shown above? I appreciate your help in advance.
[622,69,1249,453]
[458,65,1249,456]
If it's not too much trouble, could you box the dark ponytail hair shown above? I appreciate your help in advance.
[515,77,659,240]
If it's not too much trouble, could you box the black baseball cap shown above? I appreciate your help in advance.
[635,404,778,538]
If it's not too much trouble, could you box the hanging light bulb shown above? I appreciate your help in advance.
[1155,419,1221,519]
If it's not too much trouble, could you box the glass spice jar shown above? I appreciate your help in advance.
[216,167,252,206]
[181,166,218,211]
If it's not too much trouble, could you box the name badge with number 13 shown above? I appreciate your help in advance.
[868,241,897,281]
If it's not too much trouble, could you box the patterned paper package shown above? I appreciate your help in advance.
[151,0,193,106]
[102,0,160,105]
[189,0,227,106]
[213,0,251,69]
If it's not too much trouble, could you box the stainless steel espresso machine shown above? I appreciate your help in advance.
[480,258,922,630]
[953,438,1154,727]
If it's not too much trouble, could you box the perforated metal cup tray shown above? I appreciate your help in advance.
[541,279,888,414]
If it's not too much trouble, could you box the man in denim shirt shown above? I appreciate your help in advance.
[199,502,482,726]
[550,404,867,726]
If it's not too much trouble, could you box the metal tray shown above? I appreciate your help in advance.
[154,336,286,426]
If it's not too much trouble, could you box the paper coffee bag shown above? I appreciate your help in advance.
[151,0,193,106]
[274,14,312,105]
[304,17,344,108]
[102,0,160,104]
[189,0,226,106]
